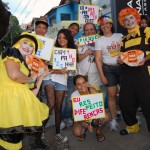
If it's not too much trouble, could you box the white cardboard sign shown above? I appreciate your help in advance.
[72,93,105,122]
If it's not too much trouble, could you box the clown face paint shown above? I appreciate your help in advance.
[123,14,137,30]
[19,39,34,58]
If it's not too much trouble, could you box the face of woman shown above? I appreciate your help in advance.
[100,21,112,35]
[123,14,137,30]
[19,40,34,57]
[58,33,68,48]
[140,19,148,27]
[84,24,96,36]
[75,77,88,94]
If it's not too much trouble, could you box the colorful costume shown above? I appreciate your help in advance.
[0,33,49,149]
[118,8,150,135]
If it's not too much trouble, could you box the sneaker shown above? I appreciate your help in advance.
[31,139,49,149]
[110,119,118,131]
[60,121,66,130]
[55,133,68,143]
[66,119,73,127]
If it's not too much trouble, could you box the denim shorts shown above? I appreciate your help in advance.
[43,79,68,91]
[102,64,121,87]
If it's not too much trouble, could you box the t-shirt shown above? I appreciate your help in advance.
[77,44,102,86]
[95,33,123,65]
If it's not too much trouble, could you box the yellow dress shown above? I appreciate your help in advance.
[0,48,49,149]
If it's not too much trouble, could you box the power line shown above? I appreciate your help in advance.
[13,0,23,15]
[18,0,31,19]
[20,0,39,24]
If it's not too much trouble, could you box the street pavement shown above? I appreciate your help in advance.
[22,113,150,150]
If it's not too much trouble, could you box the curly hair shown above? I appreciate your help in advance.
[118,7,141,27]
[55,29,76,49]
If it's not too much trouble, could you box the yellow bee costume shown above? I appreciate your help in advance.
[0,32,49,150]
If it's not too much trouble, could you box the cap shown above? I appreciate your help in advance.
[35,18,49,28]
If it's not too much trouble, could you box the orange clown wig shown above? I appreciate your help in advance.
[118,7,141,27]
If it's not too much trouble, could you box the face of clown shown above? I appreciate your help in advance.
[123,14,137,30]
[19,39,34,58]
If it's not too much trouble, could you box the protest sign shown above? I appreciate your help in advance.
[72,93,105,122]
[78,34,99,46]
[26,55,44,76]
[53,47,76,70]
[35,35,54,61]
[78,5,99,24]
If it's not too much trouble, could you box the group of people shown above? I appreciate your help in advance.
[0,6,150,150]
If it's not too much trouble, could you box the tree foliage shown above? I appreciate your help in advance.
[0,2,23,53]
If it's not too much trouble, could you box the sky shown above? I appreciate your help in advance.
[2,0,61,24]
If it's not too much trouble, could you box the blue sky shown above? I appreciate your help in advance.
[2,0,60,24]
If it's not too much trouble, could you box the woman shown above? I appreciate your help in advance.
[72,75,110,142]
[43,29,76,142]
[95,16,123,131]
[77,23,102,92]
[0,32,49,150]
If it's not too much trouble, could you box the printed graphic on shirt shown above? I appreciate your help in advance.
[107,41,121,57]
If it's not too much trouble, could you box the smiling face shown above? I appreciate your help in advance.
[75,77,88,95]
[57,33,68,48]
[100,21,112,35]
[140,19,148,28]
[68,24,79,37]
[123,14,137,30]
[84,23,96,36]
[19,39,34,58]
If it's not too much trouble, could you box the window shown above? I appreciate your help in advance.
[61,13,71,21]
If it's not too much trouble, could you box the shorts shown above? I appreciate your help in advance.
[102,63,121,87]
[43,79,68,91]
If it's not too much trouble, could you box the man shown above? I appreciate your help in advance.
[34,18,48,36]
[31,17,49,149]
[117,7,150,135]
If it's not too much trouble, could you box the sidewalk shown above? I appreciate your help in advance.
[23,113,150,150]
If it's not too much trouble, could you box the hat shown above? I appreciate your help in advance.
[12,32,44,54]
[35,18,49,28]
[97,16,113,26]
[118,7,141,27]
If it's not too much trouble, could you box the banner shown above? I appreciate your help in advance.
[72,93,105,122]
[78,34,99,46]
[78,5,99,24]
[53,47,77,70]
[35,35,54,61]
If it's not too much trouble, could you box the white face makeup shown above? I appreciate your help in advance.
[19,40,34,58]
[123,14,137,30]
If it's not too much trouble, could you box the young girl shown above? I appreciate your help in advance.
[43,29,76,142]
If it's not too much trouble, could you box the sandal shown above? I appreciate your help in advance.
[96,132,105,142]
[78,133,86,141]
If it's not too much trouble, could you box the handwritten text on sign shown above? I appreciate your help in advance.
[78,34,99,46]
[78,5,99,24]
[72,93,105,122]
[35,35,54,61]
[53,47,76,70]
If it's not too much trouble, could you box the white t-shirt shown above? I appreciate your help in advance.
[71,90,80,100]
[95,33,123,65]
[43,62,67,86]
[77,44,102,86]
